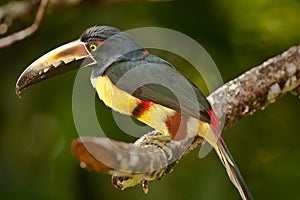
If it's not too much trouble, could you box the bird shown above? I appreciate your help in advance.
[16,26,253,200]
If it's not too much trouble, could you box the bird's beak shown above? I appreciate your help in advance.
[16,40,95,96]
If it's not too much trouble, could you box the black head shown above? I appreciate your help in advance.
[80,26,122,42]
[80,26,143,77]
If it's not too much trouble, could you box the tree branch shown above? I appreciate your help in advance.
[0,0,171,48]
[72,46,300,192]
[208,45,300,128]
[0,0,48,48]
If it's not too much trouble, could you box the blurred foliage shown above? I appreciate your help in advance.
[0,0,300,199]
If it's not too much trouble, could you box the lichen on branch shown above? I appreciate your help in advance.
[208,45,300,128]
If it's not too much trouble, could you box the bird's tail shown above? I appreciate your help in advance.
[214,140,253,200]
[203,110,253,199]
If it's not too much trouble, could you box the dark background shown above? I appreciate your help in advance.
[1,0,300,199]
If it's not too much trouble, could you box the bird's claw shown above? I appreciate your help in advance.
[111,174,149,194]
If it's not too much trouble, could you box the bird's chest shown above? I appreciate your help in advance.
[91,75,174,132]
[91,75,140,115]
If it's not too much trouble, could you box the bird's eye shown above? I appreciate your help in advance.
[89,44,97,51]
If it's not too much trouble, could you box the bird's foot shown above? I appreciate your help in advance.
[134,130,172,146]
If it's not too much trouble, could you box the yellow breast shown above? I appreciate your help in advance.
[91,75,140,115]
[91,75,175,134]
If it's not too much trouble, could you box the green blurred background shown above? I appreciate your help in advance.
[1,0,300,199]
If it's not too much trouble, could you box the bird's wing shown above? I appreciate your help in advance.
[103,55,212,123]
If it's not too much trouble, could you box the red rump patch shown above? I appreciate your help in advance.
[206,110,226,145]
[133,100,153,118]
[165,113,188,141]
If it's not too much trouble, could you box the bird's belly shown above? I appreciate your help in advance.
[91,75,205,140]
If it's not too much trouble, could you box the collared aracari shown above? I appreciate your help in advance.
[16,26,253,200]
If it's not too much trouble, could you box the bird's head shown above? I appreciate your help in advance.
[15,26,141,95]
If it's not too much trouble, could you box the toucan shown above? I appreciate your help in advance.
[16,26,253,200]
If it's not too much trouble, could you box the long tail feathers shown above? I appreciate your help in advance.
[214,141,254,200]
